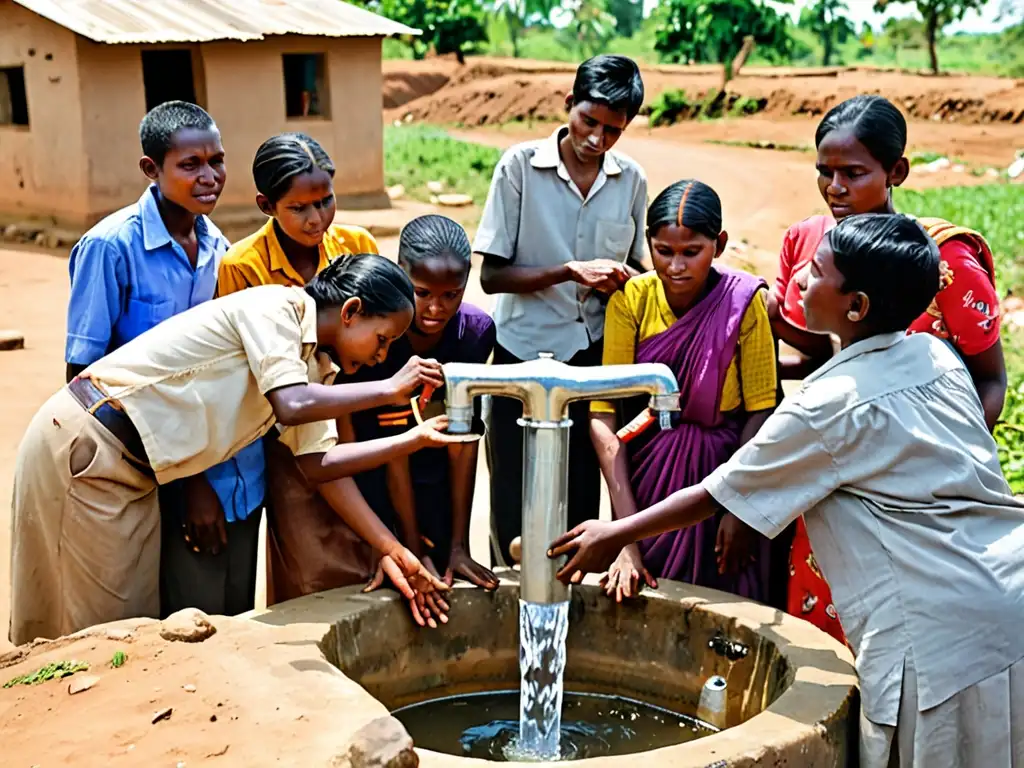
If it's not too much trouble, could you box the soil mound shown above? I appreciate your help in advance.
[383,58,1024,126]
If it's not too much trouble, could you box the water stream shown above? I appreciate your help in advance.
[514,600,570,760]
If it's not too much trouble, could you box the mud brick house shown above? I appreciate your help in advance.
[0,0,416,231]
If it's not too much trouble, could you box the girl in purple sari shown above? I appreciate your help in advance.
[590,180,780,603]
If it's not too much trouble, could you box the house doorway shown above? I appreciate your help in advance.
[142,49,201,111]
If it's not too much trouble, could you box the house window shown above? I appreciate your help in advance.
[0,67,29,127]
[283,54,329,118]
[142,50,198,111]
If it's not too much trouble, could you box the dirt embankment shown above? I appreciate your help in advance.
[383,57,1024,127]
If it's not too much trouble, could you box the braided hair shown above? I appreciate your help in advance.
[646,179,723,240]
[397,214,472,279]
[252,133,335,204]
[304,253,414,317]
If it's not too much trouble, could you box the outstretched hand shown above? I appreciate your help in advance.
[445,545,499,590]
[547,519,626,584]
[363,546,450,628]
[600,543,657,602]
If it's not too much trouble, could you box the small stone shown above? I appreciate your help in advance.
[429,195,439,205]
[2,224,19,239]
[0,331,25,351]
[437,193,472,208]
[426,180,444,194]
[152,706,173,724]
[159,608,216,643]
[34,232,46,246]
[176,762,186,768]
[386,184,405,201]
[342,716,417,768]
[105,628,133,641]
[183,683,197,693]
[210,714,218,722]
[68,675,99,695]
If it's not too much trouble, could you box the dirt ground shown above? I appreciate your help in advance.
[0,56,1021,671]
[385,56,1024,133]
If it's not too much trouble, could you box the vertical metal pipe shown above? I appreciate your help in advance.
[519,418,571,605]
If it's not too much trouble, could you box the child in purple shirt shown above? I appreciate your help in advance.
[352,216,497,595]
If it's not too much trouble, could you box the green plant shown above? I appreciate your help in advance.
[354,0,487,62]
[563,0,618,56]
[798,0,856,65]
[5,660,90,688]
[653,0,793,79]
[647,89,696,126]
[384,125,502,205]
[873,0,986,73]
[111,651,127,669]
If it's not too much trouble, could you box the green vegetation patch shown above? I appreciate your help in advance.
[385,124,502,206]
[5,659,90,688]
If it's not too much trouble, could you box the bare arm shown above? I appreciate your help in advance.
[293,458,402,555]
[266,356,444,426]
[479,256,572,295]
[296,429,428,484]
[387,455,422,556]
[589,413,638,520]
[448,442,478,551]
[963,341,1007,431]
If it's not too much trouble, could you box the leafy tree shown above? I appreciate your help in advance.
[654,0,792,83]
[490,0,558,56]
[606,0,644,37]
[798,0,856,65]
[355,0,488,61]
[881,15,924,64]
[873,0,986,73]
[563,0,618,56]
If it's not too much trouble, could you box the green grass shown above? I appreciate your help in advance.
[894,183,1024,491]
[384,124,502,205]
[894,184,1024,297]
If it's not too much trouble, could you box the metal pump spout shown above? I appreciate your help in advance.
[441,353,680,604]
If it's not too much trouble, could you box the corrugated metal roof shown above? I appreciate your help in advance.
[12,0,420,44]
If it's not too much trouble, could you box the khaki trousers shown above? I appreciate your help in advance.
[9,388,159,646]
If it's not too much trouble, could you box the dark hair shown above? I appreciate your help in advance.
[572,54,645,120]
[252,133,336,204]
[827,213,939,334]
[139,101,217,166]
[397,215,472,275]
[646,179,723,240]
[815,95,908,171]
[305,254,414,317]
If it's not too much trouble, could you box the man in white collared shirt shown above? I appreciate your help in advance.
[473,55,648,565]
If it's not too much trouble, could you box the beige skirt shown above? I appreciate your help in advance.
[9,388,159,646]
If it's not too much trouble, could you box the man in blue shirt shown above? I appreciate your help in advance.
[65,101,265,618]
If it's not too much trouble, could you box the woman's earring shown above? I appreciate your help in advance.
[846,310,859,322]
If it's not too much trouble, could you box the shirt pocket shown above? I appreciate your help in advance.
[123,297,176,342]
[594,219,635,261]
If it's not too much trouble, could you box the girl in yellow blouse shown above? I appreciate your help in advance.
[590,179,780,604]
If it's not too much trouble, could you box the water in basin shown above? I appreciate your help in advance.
[392,690,718,761]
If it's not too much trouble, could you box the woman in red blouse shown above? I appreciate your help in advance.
[771,95,1006,644]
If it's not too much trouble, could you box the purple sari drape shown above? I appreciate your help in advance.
[629,267,772,601]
